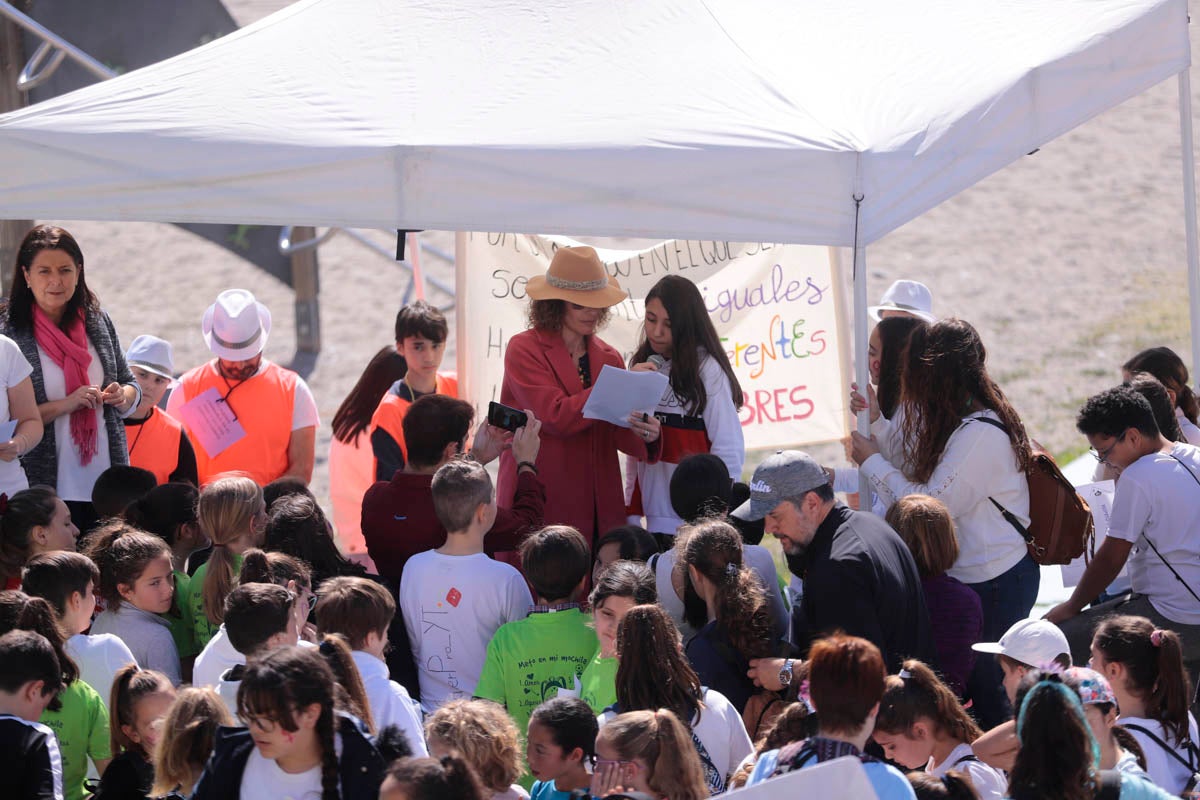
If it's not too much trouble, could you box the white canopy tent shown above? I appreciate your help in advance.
[0,0,1196,442]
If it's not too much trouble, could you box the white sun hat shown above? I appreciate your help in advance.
[125,335,178,386]
[201,289,272,361]
[868,279,936,323]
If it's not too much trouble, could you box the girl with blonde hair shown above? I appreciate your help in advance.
[181,476,265,648]
[151,687,233,797]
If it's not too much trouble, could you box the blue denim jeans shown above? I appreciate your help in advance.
[965,553,1041,729]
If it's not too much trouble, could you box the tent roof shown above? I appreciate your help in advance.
[0,0,1189,245]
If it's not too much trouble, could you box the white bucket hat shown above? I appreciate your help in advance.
[201,289,272,361]
[868,279,936,323]
[125,335,177,386]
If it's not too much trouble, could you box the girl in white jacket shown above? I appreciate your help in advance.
[624,276,744,538]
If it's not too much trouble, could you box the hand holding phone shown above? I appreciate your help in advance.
[488,401,528,433]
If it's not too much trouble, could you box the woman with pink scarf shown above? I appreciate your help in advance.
[2,225,141,533]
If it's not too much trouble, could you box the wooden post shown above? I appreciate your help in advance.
[0,2,33,296]
[290,226,321,354]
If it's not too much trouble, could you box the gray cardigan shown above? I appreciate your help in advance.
[0,308,139,490]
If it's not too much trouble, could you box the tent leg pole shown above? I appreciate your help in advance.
[1178,69,1200,380]
[852,194,872,500]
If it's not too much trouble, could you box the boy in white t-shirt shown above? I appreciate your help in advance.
[1047,386,1200,680]
[401,459,533,715]
[21,551,137,710]
[314,576,427,755]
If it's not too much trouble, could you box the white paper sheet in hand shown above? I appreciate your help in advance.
[1060,480,1122,588]
[582,365,669,428]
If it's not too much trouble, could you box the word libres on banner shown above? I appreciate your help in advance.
[456,233,849,452]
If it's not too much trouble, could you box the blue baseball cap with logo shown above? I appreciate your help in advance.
[731,450,830,521]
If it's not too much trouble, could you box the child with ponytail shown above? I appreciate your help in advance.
[194,548,314,690]
[1009,670,1175,800]
[872,660,1006,800]
[94,665,176,800]
[526,696,597,800]
[1091,615,1200,794]
[193,644,386,800]
[677,519,782,715]
[592,709,710,800]
[380,754,487,800]
[313,633,376,734]
[86,523,180,684]
[183,476,265,649]
[0,590,110,800]
[0,486,79,589]
[125,482,207,666]
[151,687,232,798]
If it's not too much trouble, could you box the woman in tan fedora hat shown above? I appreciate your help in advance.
[497,246,661,545]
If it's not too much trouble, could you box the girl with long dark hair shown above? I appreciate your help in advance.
[1091,616,1198,794]
[1008,670,1174,800]
[1123,346,1200,445]
[193,645,387,800]
[851,318,1035,728]
[626,275,744,538]
[837,315,925,508]
[677,519,778,715]
[601,604,753,794]
[329,346,406,557]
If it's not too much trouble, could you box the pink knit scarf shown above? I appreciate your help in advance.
[33,305,97,465]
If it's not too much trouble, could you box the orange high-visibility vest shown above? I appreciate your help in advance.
[179,361,298,486]
[126,406,184,485]
[368,373,458,466]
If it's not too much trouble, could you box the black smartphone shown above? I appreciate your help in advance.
[487,401,528,432]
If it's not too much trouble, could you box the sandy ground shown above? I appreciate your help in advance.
[34,2,1200,611]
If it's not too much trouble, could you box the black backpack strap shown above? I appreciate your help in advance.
[952,753,981,767]
[1093,770,1122,800]
[1123,723,1200,772]
[970,416,1009,435]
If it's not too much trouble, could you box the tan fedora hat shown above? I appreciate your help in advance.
[526,246,627,308]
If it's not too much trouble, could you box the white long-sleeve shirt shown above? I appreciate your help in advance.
[859,410,1029,584]
[624,354,744,535]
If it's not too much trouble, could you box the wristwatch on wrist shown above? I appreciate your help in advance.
[778,658,795,688]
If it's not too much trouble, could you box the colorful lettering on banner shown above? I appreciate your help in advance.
[457,234,849,451]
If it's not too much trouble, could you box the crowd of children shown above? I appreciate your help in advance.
[2,233,1200,800]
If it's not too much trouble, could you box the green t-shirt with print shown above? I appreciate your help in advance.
[40,678,111,800]
[475,608,597,790]
[161,569,197,658]
[185,554,244,649]
[580,647,618,715]
[475,609,597,728]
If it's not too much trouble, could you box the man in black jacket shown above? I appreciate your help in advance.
[734,450,937,687]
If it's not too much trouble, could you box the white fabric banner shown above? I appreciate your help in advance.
[455,233,849,452]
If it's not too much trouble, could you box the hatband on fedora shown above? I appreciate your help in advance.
[526,246,627,308]
[202,289,272,361]
[868,279,936,323]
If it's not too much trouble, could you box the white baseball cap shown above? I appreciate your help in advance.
[868,279,936,323]
[201,289,272,361]
[972,618,1071,668]
[125,335,177,385]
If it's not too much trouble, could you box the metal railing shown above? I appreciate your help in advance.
[1,0,456,308]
